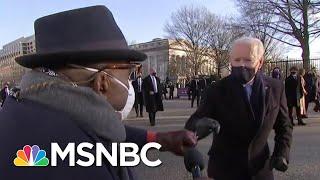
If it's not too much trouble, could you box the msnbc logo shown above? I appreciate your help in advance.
[14,145,49,166]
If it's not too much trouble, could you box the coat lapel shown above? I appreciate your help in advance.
[262,77,271,123]
[227,77,255,121]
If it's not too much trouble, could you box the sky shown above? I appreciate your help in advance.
[0,0,318,58]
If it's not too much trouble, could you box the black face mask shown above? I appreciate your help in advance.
[231,66,256,84]
[291,71,297,75]
[152,73,156,76]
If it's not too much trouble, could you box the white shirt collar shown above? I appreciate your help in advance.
[242,78,254,87]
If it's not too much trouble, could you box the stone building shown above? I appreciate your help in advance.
[0,35,35,86]
[130,38,216,85]
[0,37,221,87]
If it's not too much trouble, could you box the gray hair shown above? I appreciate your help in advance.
[231,37,265,61]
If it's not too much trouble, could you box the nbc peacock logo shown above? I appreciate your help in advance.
[14,145,49,166]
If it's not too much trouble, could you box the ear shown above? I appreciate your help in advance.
[92,72,110,95]
[258,57,264,69]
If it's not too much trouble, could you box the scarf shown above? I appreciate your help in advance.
[19,70,131,180]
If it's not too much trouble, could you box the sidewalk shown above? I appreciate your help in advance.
[125,98,197,121]
[125,99,320,125]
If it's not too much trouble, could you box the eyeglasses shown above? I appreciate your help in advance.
[68,63,141,89]
[69,63,140,78]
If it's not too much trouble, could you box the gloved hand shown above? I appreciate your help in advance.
[195,117,220,140]
[156,130,197,156]
[269,156,288,172]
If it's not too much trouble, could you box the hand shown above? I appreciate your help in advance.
[156,130,197,156]
[195,117,220,140]
[269,156,288,172]
[149,91,154,95]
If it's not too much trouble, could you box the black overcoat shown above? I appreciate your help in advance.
[185,74,293,180]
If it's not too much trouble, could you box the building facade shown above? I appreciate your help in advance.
[130,38,216,85]
[0,35,35,86]
[0,37,218,87]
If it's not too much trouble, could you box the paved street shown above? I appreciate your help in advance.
[124,98,320,180]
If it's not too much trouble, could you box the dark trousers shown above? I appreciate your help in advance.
[163,93,167,100]
[148,112,156,126]
[134,103,143,117]
[207,157,274,180]
[305,96,313,113]
[191,92,200,108]
[134,93,143,117]
[314,99,320,111]
[169,91,174,99]
[288,106,302,124]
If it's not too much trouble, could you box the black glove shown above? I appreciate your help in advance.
[269,156,288,172]
[156,130,197,156]
[195,117,220,140]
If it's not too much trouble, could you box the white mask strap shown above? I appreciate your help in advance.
[68,64,129,91]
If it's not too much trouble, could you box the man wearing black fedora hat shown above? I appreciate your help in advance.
[0,6,197,180]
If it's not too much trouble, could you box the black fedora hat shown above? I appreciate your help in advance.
[15,5,146,68]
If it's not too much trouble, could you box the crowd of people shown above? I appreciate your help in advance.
[272,66,320,126]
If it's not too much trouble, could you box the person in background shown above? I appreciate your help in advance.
[285,66,306,126]
[143,68,164,126]
[190,75,201,108]
[298,68,308,118]
[161,82,168,100]
[271,67,282,80]
[132,72,144,117]
[186,76,192,100]
[169,82,175,99]
[0,82,10,107]
[314,72,320,112]
[304,70,317,113]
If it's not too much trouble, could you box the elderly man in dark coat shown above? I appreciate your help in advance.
[142,68,164,126]
[0,6,197,180]
[185,37,293,180]
[285,66,306,126]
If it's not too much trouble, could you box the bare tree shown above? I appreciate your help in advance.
[236,0,320,70]
[167,57,178,78]
[206,16,245,77]
[234,4,284,62]
[165,5,212,76]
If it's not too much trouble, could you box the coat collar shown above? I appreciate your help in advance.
[226,73,271,127]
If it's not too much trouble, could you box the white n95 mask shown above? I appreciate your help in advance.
[117,80,135,120]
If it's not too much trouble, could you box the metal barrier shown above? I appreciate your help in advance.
[263,58,320,78]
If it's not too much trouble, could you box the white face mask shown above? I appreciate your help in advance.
[104,75,135,120]
[67,64,135,120]
[117,80,135,120]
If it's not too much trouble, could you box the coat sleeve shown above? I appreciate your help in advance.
[185,85,217,132]
[272,84,293,162]
[125,125,147,149]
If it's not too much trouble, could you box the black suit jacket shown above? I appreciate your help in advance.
[285,75,303,107]
[142,75,164,112]
[185,74,292,178]
[190,79,203,95]
[132,77,143,104]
